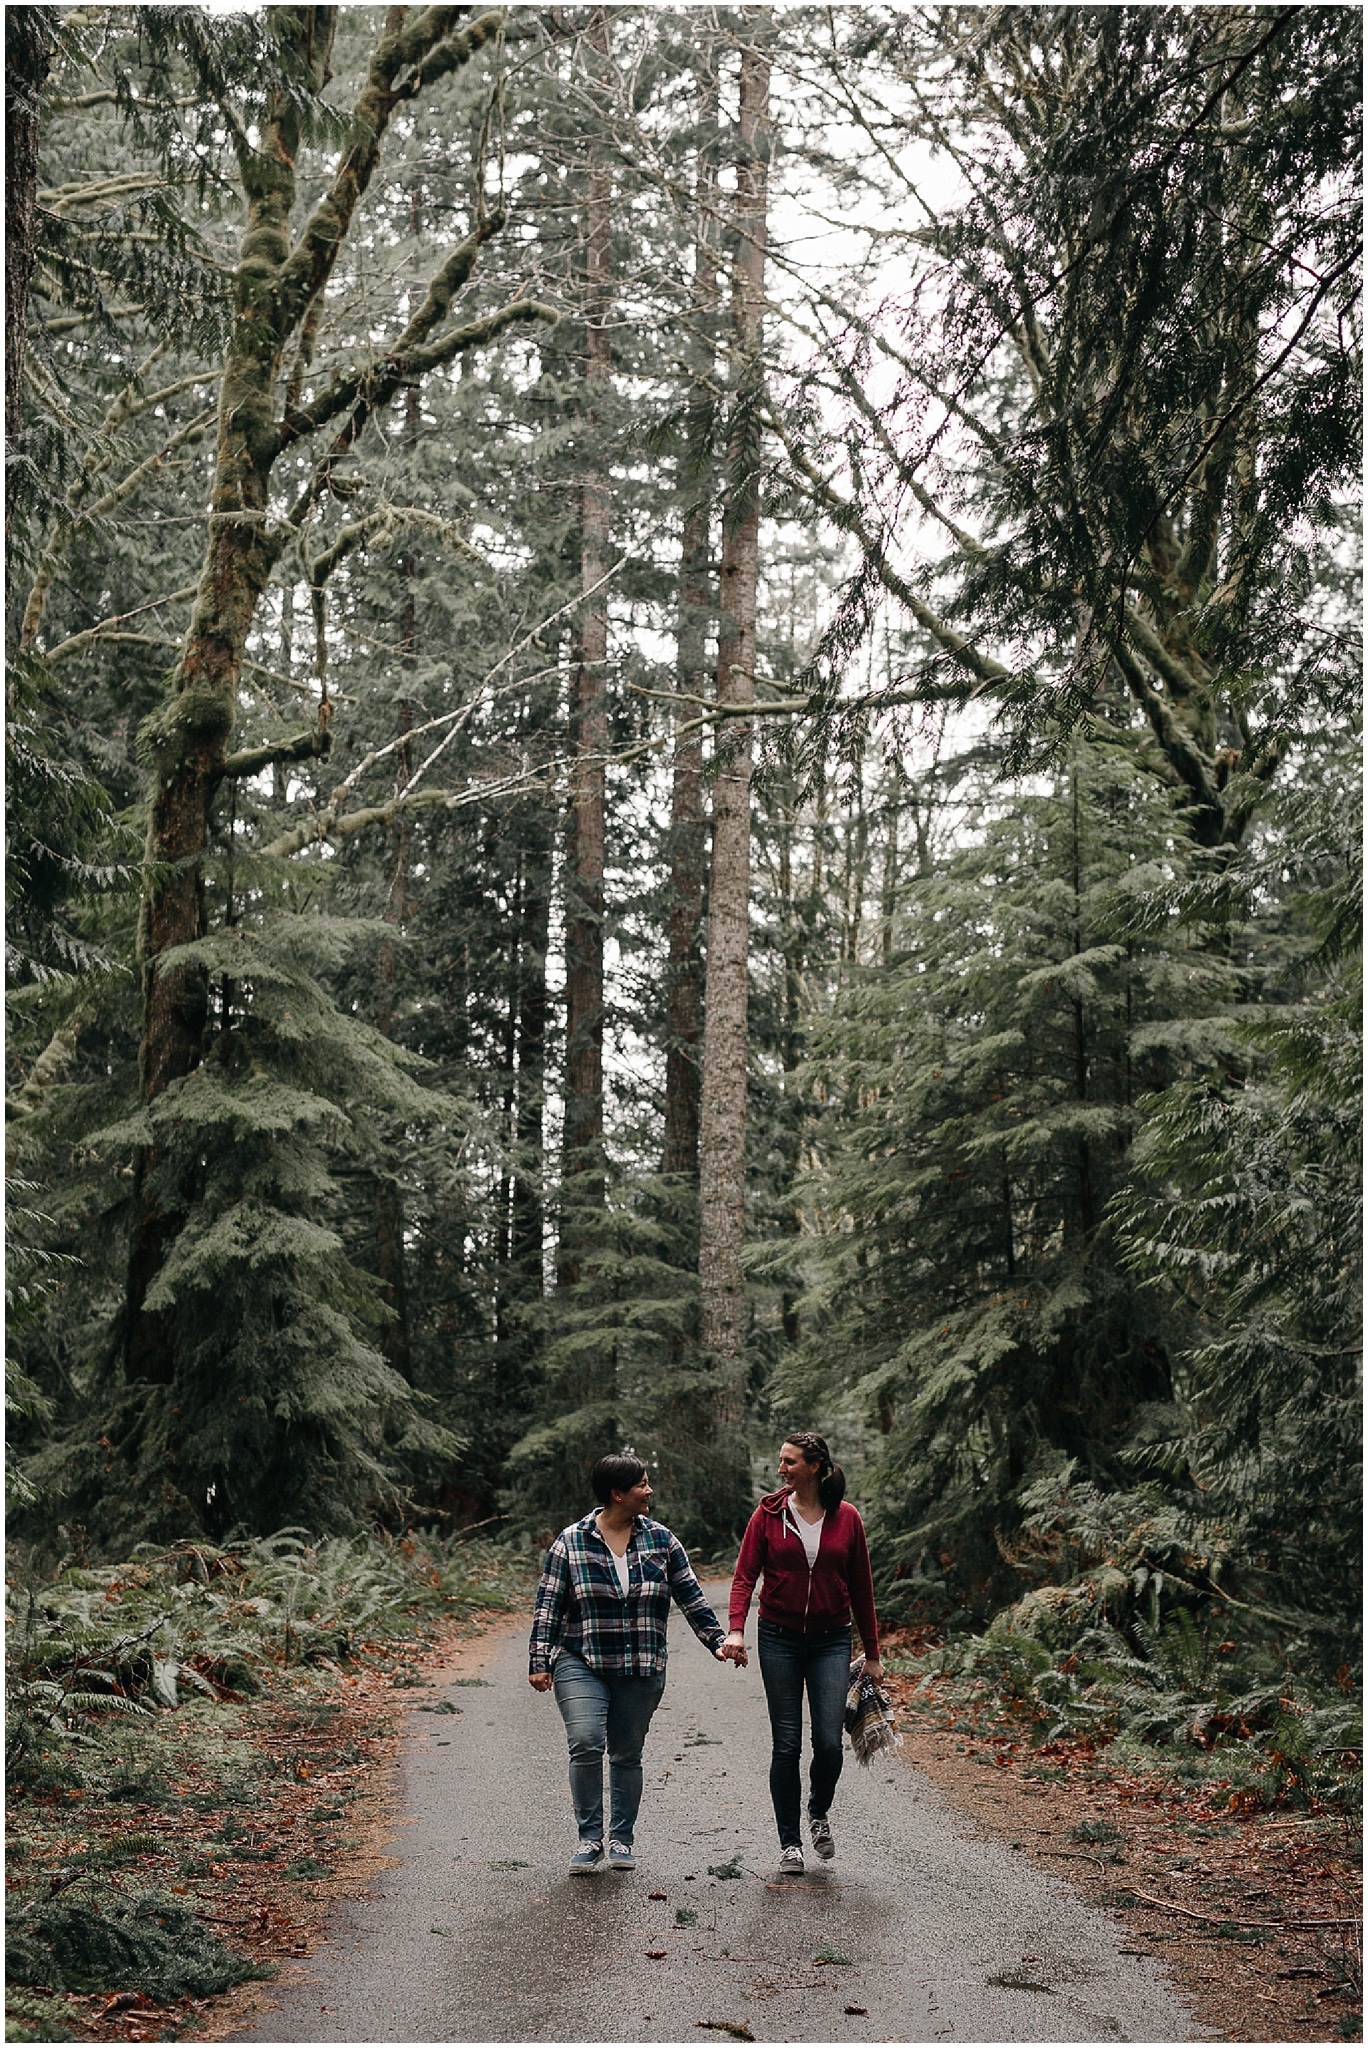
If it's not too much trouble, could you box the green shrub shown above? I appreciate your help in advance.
[5,1890,268,1998]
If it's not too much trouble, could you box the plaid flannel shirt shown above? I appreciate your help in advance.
[528,1513,724,1678]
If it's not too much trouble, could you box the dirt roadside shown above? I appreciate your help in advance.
[886,1679,1362,2044]
[6,1606,523,2046]
[202,1610,524,2043]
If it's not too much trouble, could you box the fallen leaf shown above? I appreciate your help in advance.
[696,2025,755,2042]
[844,2005,868,2017]
[649,1889,667,1900]
[647,1949,667,1959]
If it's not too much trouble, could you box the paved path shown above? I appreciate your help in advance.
[235,1588,1196,2043]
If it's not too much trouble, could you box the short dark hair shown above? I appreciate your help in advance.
[591,1452,648,1506]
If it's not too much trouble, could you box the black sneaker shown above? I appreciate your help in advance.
[809,1814,835,1861]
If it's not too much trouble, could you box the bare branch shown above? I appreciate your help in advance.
[42,586,198,666]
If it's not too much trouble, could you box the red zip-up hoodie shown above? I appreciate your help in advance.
[729,1490,880,1660]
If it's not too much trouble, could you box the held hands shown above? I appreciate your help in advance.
[863,1659,884,1684]
[528,1670,554,1691]
[717,1631,749,1669]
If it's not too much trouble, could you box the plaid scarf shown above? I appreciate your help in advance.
[845,1654,902,1765]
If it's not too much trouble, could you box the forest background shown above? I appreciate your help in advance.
[6,3,1361,1746]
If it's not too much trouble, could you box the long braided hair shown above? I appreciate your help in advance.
[783,1431,846,1513]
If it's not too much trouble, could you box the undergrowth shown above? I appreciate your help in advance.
[5,1532,526,2038]
[890,1599,1361,1813]
[6,1528,522,1790]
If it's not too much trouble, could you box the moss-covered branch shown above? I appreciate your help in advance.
[218,724,333,782]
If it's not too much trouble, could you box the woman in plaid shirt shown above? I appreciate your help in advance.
[529,1452,748,1873]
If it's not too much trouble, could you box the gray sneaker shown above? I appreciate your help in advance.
[778,1844,805,1875]
[608,1839,636,1871]
[809,1813,834,1861]
[569,1839,604,1873]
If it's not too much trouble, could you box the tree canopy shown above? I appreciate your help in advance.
[7,4,1360,1684]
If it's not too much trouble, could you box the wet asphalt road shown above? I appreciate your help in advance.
[235,1586,1195,2043]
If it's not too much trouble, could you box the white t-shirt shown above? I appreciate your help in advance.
[787,1504,824,1567]
[595,1513,632,1595]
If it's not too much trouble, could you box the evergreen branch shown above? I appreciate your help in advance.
[627,681,810,718]
[308,507,488,592]
[42,586,198,666]
[272,299,557,537]
[769,408,1009,694]
[22,351,84,434]
[46,631,182,655]
[52,89,201,112]
[259,786,454,859]
[218,725,333,782]
[22,406,216,649]
[276,214,508,449]
[37,172,174,214]
[34,303,144,335]
[1159,243,1362,531]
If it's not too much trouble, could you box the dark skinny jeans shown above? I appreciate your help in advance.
[756,1617,851,1849]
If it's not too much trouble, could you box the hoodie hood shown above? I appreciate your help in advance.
[759,1488,793,1516]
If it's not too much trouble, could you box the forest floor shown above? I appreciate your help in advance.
[5,1595,519,2045]
[8,1588,1360,2044]
[881,1650,1363,2044]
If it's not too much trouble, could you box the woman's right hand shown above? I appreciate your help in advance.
[720,1630,748,1667]
[529,1671,554,1691]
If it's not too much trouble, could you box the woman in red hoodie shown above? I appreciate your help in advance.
[723,1432,883,1873]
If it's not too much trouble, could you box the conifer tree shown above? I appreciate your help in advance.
[697,23,772,1530]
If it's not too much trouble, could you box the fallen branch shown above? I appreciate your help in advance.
[1117,1885,1361,1931]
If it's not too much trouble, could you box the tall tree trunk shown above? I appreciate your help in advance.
[697,30,770,1506]
[5,6,53,454]
[662,48,720,1188]
[559,8,612,1285]
[493,849,522,1362]
[372,374,419,1383]
[879,746,901,964]
[512,790,551,1296]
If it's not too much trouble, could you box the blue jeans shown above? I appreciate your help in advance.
[757,1618,851,1849]
[552,1651,667,1846]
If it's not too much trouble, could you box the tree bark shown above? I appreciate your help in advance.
[559,8,613,1284]
[697,32,770,1445]
[372,377,418,1383]
[662,48,720,1188]
[5,6,53,451]
[513,790,551,1297]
